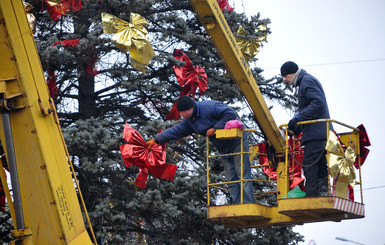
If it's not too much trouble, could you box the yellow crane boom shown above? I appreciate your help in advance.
[189,0,285,154]
[0,0,94,244]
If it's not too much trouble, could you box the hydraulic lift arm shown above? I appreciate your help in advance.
[189,0,285,154]
[0,0,94,244]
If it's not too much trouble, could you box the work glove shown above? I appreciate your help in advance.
[287,117,299,133]
[206,128,216,137]
[146,139,156,149]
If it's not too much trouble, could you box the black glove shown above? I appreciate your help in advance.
[288,117,299,132]
[293,124,302,135]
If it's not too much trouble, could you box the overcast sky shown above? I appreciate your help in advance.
[231,0,385,244]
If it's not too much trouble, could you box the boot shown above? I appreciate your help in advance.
[318,177,329,196]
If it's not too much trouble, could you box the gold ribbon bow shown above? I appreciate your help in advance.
[235,25,267,62]
[101,12,154,73]
[325,130,357,188]
[23,2,36,34]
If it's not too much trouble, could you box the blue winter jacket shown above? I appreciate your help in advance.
[155,100,243,153]
[295,69,333,143]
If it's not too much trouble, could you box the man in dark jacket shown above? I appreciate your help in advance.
[281,61,333,197]
[146,95,254,204]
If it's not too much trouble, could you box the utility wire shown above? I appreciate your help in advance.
[263,58,385,70]
[355,185,385,192]
[302,58,385,67]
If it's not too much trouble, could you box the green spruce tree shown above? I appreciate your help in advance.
[0,0,301,244]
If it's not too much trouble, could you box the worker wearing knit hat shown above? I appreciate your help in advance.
[281,60,333,197]
[281,61,299,85]
[176,95,195,112]
[146,97,255,204]
[280,61,299,76]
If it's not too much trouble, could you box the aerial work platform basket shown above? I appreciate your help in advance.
[208,196,364,228]
[206,119,365,228]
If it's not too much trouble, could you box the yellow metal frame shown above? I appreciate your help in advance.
[279,119,363,202]
[206,120,365,228]
[206,129,274,206]
[0,0,96,244]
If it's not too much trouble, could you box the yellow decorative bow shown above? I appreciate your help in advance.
[46,0,63,6]
[101,12,154,73]
[235,25,267,62]
[23,2,36,34]
[325,130,357,188]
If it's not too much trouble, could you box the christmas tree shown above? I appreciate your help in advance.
[0,0,301,244]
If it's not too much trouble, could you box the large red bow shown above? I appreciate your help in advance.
[259,136,305,190]
[44,0,82,21]
[47,39,82,99]
[47,39,98,98]
[217,0,234,12]
[119,123,177,189]
[354,124,370,168]
[165,49,208,120]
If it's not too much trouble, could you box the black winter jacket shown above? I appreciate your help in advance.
[295,69,333,143]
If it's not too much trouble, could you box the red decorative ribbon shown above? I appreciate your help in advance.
[259,135,305,190]
[354,124,370,169]
[217,0,234,12]
[166,49,208,120]
[47,38,98,98]
[46,39,81,99]
[119,123,177,189]
[43,0,82,21]
[47,70,58,99]
[53,38,81,48]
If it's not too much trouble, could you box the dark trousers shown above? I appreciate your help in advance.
[302,140,328,197]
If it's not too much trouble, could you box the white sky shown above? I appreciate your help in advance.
[232,0,385,244]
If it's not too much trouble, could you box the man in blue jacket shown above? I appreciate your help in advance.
[146,95,254,204]
[281,61,333,197]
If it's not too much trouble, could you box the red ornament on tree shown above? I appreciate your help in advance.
[47,70,58,99]
[166,49,208,120]
[259,135,305,190]
[43,0,82,21]
[47,38,98,98]
[119,123,177,189]
[217,0,234,12]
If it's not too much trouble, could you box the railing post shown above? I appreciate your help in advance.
[240,132,243,204]
[206,136,210,206]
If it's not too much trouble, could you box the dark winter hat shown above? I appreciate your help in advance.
[280,61,299,76]
[177,96,195,111]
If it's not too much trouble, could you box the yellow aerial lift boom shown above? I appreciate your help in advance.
[189,0,365,228]
[190,0,285,155]
[0,0,95,244]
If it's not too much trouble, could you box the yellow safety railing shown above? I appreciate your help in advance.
[279,119,364,204]
[206,119,364,206]
[206,129,278,206]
